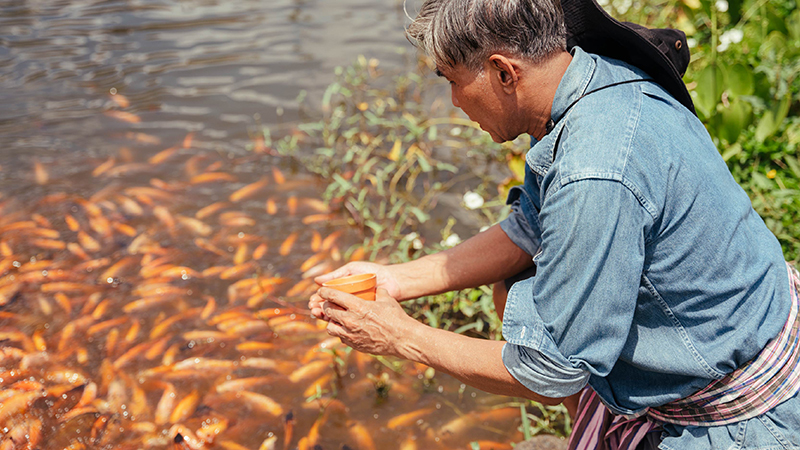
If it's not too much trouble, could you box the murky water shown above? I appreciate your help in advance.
[0,1,530,449]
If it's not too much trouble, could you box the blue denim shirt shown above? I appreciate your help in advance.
[499,47,797,449]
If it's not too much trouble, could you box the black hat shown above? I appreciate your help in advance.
[560,0,696,115]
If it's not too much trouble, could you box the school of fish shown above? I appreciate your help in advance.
[0,99,526,450]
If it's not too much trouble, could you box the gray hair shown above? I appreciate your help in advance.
[406,0,567,72]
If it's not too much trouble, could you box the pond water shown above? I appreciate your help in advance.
[0,1,529,449]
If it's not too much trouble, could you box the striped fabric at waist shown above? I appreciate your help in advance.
[647,262,800,427]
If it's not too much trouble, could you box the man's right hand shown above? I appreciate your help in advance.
[310,262,403,320]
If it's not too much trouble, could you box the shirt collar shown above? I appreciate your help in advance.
[526,47,597,172]
[550,46,596,125]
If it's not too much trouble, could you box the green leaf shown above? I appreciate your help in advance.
[727,64,754,97]
[755,95,791,142]
[727,0,744,23]
[721,142,743,161]
[453,322,480,334]
[695,64,725,117]
[416,153,432,172]
[719,99,752,143]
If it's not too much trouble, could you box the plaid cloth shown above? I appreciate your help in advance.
[568,263,800,449]
[567,388,662,450]
[648,262,800,427]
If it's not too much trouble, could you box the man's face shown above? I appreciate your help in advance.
[437,63,519,143]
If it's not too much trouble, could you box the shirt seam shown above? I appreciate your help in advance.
[641,273,726,379]
[542,172,658,227]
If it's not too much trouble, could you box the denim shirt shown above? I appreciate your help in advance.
[499,47,797,449]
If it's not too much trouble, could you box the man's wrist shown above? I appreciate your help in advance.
[393,317,426,362]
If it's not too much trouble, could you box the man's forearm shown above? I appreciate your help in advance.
[396,322,561,405]
[392,224,534,300]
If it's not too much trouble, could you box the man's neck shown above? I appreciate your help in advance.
[521,50,573,140]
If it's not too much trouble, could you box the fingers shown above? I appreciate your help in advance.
[374,288,393,302]
[318,287,359,311]
[314,265,354,285]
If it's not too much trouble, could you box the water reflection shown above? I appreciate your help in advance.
[0,0,531,448]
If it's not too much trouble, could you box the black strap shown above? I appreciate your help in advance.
[549,79,652,159]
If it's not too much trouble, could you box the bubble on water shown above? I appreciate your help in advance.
[181,274,189,280]
[349,373,356,379]
[437,386,444,393]
[187,341,196,349]
[110,87,117,95]
[373,414,379,419]
[471,392,476,397]
[107,277,114,284]
[41,270,48,277]
[30,256,36,263]
[435,403,441,409]
[12,261,20,268]
[238,232,244,238]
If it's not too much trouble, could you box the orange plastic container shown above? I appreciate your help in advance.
[322,273,377,301]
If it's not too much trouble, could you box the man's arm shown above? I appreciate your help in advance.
[392,224,534,300]
[320,287,562,405]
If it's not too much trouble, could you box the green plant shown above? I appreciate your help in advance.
[612,0,800,261]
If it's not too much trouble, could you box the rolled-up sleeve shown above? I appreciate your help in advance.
[499,164,544,258]
[501,177,652,398]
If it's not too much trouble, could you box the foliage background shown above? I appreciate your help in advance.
[270,0,799,438]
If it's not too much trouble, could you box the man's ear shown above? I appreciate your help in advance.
[489,55,519,93]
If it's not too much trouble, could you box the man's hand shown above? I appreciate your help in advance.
[310,262,403,320]
[317,287,415,357]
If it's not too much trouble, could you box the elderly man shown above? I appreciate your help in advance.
[309,0,800,448]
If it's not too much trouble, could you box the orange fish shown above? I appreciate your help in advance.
[233,243,248,265]
[177,216,213,237]
[252,242,268,260]
[190,172,237,184]
[279,232,298,256]
[169,391,200,424]
[110,93,130,108]
[92,157,116,177]
[272,167,286,184]
[195,201,230,220]
[34,160,48,185]
[310,231,322,252]
[302,213,336,224]
[31,238,66,250]
[230,178,269,202]
[265,198,278,215]
[300,252,328,272]
[287,196,298,215]
[148,146,180,165]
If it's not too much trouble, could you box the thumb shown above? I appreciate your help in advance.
[314,265,353,285]
[375,288,396,303]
